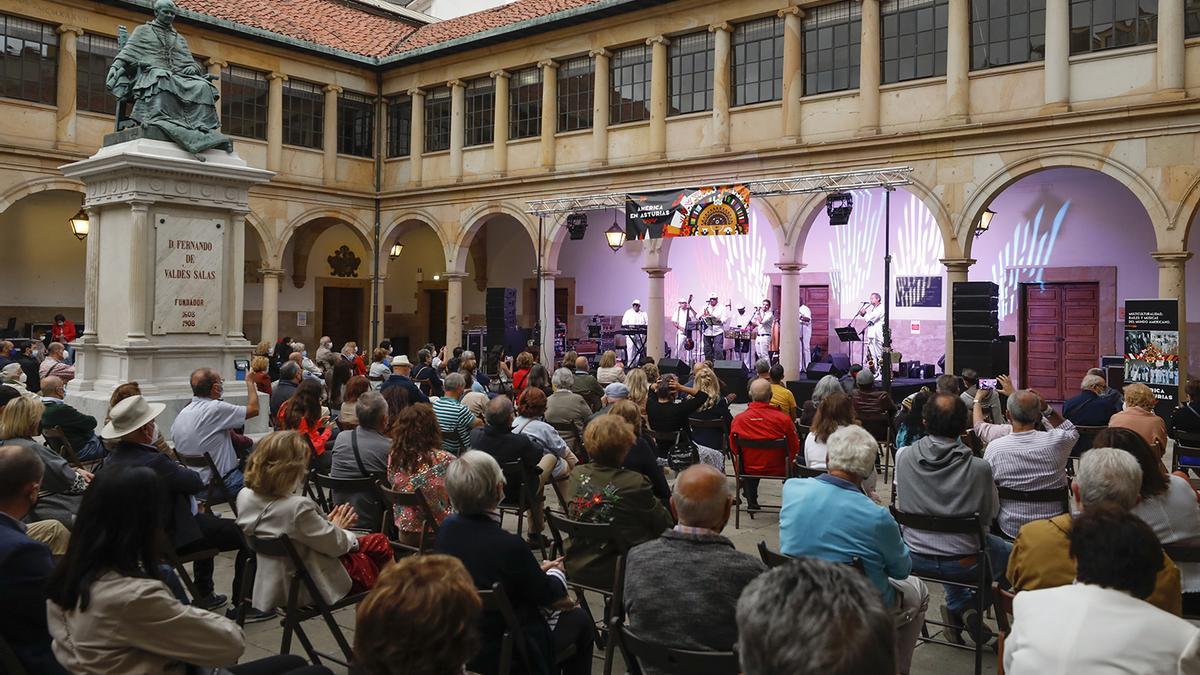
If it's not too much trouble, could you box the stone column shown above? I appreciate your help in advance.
[940,257,975,375]
[266,72,287,172]
[859,0,881,134]
[226,210,247,340]
[409,88,425,185]
[1044,0,1069,111]
[648,36,669,158]
[444,272,468,353]
[491,70,510,175]
[946,0,970,123]
[373,273,387,347]
[76,207,101,387]
[1158,0,1186,98]
[259,267,283,345]
[710,23,733,150]
[322,84,342,185]
[539,60,558,170]
[778,9,804,141]
[539,270,558,366]
[449,80,465,181]
[777,263,804,380]
[127,202,152,342]
[55,25,83,148]
[591,49,611,166]
[644,267,670,361]
[1153,250,1192,395]
[205,59,226,120]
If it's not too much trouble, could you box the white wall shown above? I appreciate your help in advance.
[0,191,86,312]
[407,0,509,19]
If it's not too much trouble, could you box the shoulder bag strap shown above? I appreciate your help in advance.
[350,428,372,477]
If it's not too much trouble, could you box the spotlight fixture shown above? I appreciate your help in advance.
[566,212,589,240]
[68,208,90,240]
[388,242,403,261]
[826,192,853,226]
[604,223,626,253]
[975,208,996,237]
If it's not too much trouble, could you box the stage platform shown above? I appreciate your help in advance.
[785,376,938,405]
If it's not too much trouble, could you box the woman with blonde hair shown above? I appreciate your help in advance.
[688,366,734,464]
[596,350,625,385]
[641,362,659,386]
[623,367,649,410]
[1110,382,1170,458]
[248,356,272,396]
[0,396,89,526]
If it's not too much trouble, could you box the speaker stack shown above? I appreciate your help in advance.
[952,281,1009,378]
[713,359,750,403]
[657,358,691,381]
[806,361,844,379]
[485,288,519,354]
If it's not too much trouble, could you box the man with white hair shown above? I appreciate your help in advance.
[780,425,929,675]
[545,368,591,450]
[1064,371,1120,427]
[314,336,334,364]
[1007,446,1182,615]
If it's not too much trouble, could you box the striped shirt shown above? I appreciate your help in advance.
[982,419,1078,538]
[432,396,476,456]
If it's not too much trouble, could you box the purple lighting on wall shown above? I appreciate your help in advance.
[990,201,1070,319]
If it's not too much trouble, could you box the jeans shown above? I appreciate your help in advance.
[908,534,1012,614]
[76,435,106,461]
[177,512,252,599]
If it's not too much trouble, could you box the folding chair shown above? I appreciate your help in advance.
[475,582,579,675]
[314,473,382,525]
[890,506,995,675]
[1164,543,1200,619]
[302,467,330,512]
[756,541,793,568]
[611,616,738,675]
[993,584,1016,675]
[42,426,100,470]
[178,451,240,517]
[793,465,827,479]
[689,416,731,474]
[550,420,587,463]
[378,484,441,552]
[995,485,1070,539]
[647,429,680,461]
[499,461,547,554]
[1170,440,1200,481]
[862,417,895,483]
[160,536,220,605]
[243,533,370,667]
[729,433,790,528]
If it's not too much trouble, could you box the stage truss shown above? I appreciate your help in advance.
[524,166,914,216]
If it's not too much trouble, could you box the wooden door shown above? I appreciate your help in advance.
[1021,283,1099,402]
[322,287,363,348]
[426,289,447,347]
[799,285,831,357]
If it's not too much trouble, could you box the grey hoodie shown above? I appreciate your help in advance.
[894,434,998,556]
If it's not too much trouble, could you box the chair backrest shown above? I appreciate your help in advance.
[729,433,789,477]
[613,617,738,675]
[687,416,728,441]
[378,484,440,548]
[41,426,80,464]
[499,460,542,509]
[545,508,627,590]
[757,541,792,568]
[1172,442,1200,473]
[177,451,239,515]
[315,473,381,494]
[244,533,332,610]
[793,465,827,479]
[996,485,1070,512]
[0,629,29,675]
[889,506,985,545]
[476,582,535,675]
[1163,542,1200,564]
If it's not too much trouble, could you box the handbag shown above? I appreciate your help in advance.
[665,430,700,472]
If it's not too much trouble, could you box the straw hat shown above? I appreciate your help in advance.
[101,395,165,440]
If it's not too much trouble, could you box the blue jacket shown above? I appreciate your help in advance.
[380,374,430,405]
[780,474,912,604]
[0,514,66,673]
[103,441,206,549]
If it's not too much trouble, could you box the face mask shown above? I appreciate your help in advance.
[303,352,308,358]
[18,372,25,384]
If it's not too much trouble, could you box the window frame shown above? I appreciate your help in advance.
[1069,0,1158,55]
[280,78,324,150]
[509,66,542,140]
[0,15,58,105]
[610,43,652,125]
[668,30,715,116]
[970,0,1046,69]
[464,76,494,147]
[803,2,862,96]
[76,32,118,114]
[557,55,594,132]
[386,94,411,158]
[337,90,375,158]
[881,0,950,85]
[220,65,269,141]
[732,16,785,107]
[424,86,451,153]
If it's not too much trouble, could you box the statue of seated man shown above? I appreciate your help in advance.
[106,0,233,158]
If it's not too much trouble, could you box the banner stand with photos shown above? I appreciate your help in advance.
[1123,298,1181,413]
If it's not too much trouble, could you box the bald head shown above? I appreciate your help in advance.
[190,368,221,398]
[575,356,589,371]
[0,444,43,518]
[749,378,772,403]
[40,376,65,398]
[672,464,733,530]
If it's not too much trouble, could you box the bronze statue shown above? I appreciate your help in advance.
[106,0,233,158]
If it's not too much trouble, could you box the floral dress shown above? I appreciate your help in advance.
[387,450,455,534]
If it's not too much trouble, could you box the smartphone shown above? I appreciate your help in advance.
[978,377,998,390]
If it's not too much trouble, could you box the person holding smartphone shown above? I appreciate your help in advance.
[960,369,1003,425]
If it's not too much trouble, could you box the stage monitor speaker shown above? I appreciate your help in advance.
[953,281,1000,297]
[807,361,844,379]
[830,352,851,373]
[713,360,750,404]
[657,358,690,381]
[918,364,936,379]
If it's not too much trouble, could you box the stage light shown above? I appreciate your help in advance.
[388,242,403,260]
[975,208,996,237]
[433,274,441,281]
[826,192,853,226]
[68,208,89,240]
[605,223,626,252]
[566,212,588,240]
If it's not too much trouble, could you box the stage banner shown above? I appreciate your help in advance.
[1123,298,1181,408]
[626,185,751,240]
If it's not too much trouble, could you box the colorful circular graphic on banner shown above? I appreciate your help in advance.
[683,188,751,236]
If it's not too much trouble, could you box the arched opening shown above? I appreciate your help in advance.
[0,189,87,341]
[382,218,446,356]
[457,212,537,360]
[240,217,271,346]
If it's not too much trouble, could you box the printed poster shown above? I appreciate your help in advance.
[1123,298,1180,408]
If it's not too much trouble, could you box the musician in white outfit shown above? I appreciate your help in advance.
[671,297,692,361]
[731,304,754,369]
[798,302,813,371]
[699,292,728,363]
[622,299,648,326]
[858,292,885,379]
[754,299,774,363]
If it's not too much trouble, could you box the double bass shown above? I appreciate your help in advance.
[682,294,696,351]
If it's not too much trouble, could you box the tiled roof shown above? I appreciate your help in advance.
[391,0,605,54]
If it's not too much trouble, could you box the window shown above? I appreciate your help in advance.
[464,77,493,147]
[1069,0,1157,54]
[281,79,323,149]
[509,66,541,140]
[1189,0,1200,36]
[971,0,1046,68]
[221,66,268,140]
[668,31,714,115]
[557,56,593,132]
[337,90,374,157]
[424,86,451,152]
[610,44,651,124]
[0,15,57,104]
[881,0,949,84]
[732,16,784,106]
[77,33,117,114]
[386,95,411,157]
[804,2,862,95]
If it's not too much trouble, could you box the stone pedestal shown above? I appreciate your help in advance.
[60,137,273,438]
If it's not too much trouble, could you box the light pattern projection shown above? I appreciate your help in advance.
[893,193,945,306]
[665,209,771,307]
[989,201,1071,319]
[827,189,883,314]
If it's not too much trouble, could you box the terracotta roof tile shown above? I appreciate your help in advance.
[391,0,606,54]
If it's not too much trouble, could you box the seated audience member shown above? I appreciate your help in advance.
[104,382,175,458]
[567,416,674,589]
[1171,378,1200,438]
[525,364,553,398]
[511,351,535,393]
[799,374,843,426]
[337,375,371,427]
[780,425,928,675]
[342,342,367,377]
[39,342,75,384]
[1109,382,1170,458]
[895,390,930,450]
[13,342,41,394]
[270,361,302,419]
[381,385,410,433]
[545,368,592,450]
[0,444,68,674]
[959,369,1002,424]
[292,343,323,379]
[460,356,487,394]
[459,371,489,421]
[436,451,594,675]
[839,363,863,394]
[174,368,261,493]
[646,374,723,470]
[641,362,660,388]
[513,387,575,490]
[804,391,856,469]
[40,375,105,461]
[367,347,391,383]
[469,396,556,545]
[278,378,334,472]
[443,346,465,379]
[767,363,798,419]
[46,466,327,675]
[1004,507,1200,674]
[1090,367,1125,409]
[608,400,671,503]
[1,362,35,398]
[852,369,898,429]
[237,431,392,611]
[380,355,431,405]
[689,366,734,455]
[730,379,800,511]
[0,397,88,526]
[1008,446,1182,615]
[623,367,650,411]
[589,382,630,423]
[387,404,455,548]
[936,374,962,396]
[248,355,272,395]
[1064,372,1121,426]
[329,391,391,531]
[737,557,895,675]
[624,464,765,665]
[325,359,353,411]
[571,356,605,411]
[354,554,482,675]
[895,393,1008,644]
[413,348,442,397]
[432,373,480,456]
[982,388,1078,538]
[595,350,625,386]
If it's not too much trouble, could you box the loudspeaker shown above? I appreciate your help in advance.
[953,324,1000,341]
[896,361,912,378]
[830,352,851,373]
[954,281,1001,297]
[952,295,999,312]
[953,340,1010,379]
[807,361,844,379]
[657,358,690,381]
[713,360,750,404]
[918,364,936,379]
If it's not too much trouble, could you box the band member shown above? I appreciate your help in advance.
[672,297,692,360]
[754,299,774,363]
[732,304,753,369]
[699,292,728,362]
[622,299,648,326]
[798,301,813,371]
[858,292,885,379]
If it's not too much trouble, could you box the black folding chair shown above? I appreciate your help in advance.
[159,531,220,605]
[378,484,441,552]
[1164,542,1200,619]
[314,473,383,526]
[729,433,790,528]
[302,467,330,512]
[612,616,738,675]
[862,416,895,482]
[793,465,827,479]
[1171,440,1200,484]
[474,582,578,675]
[178,451,240,517]
[42,426,100,470]
[550,420,587,463]
[756,540,864,573]
[890,506,994,675]
[689,416,731,474]
[995,485,1070,539]
[499,461,547,555]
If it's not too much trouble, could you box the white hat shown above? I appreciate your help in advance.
[678,297,688,303]
[737,304,746,310]
[101,395,165,440]
[1,363,20,378]
[708,291,718,299]
[632,299,641,306]
[393,355,412,368]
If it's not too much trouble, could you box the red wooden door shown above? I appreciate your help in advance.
[799,285,830,355]
[1021,283,1099,402]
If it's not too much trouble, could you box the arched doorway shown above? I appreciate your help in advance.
[381,216,446,357]
[0,189,87,341]
[455,209,538,363]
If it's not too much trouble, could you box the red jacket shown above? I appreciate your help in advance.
[51,320,76,344]
[730,401,800,476]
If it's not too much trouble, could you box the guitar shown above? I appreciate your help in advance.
[682,293,695,351]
